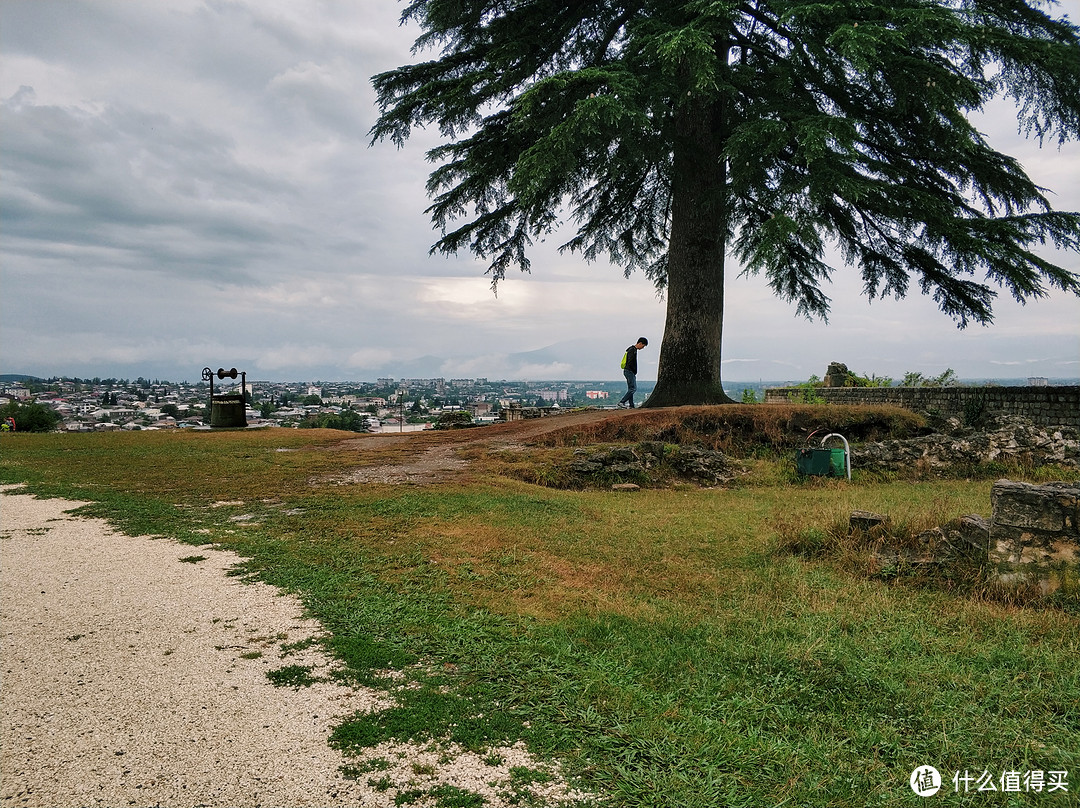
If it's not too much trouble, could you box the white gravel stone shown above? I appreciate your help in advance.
[0,488,590,808]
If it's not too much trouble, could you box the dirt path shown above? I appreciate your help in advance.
[337,406,631,447]
[0,488,587,807]
[327,407,636,484]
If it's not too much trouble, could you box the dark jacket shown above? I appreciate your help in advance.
[623,345,638,374]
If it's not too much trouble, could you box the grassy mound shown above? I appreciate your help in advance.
[534,404,927,454]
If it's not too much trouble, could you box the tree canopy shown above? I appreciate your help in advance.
[1,401,62,433]
[371,0,1080,406]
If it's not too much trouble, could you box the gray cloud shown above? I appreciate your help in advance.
[1,0,1077,384]
[2,90,294,281]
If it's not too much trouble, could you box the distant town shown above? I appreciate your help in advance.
[0,375,659,433]
[2,373,1074,433]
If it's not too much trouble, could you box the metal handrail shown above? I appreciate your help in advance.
[820,433,851,480]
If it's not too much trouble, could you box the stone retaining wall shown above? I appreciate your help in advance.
[764,385,1080,427]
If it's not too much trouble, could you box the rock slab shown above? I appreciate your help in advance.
[989,479,1080,594]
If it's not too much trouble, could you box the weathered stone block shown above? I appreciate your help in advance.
[991,479,1078,533]
[989,480,1080,594]
[946,515,991,559]
[607,447,641,464]
[850,510,887,534]
[823,361,850,388]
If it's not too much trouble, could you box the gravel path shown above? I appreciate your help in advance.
[0,489,587,808]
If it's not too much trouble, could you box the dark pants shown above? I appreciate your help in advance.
[619,370,637,407]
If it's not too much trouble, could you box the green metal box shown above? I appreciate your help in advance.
[797,447,846,477]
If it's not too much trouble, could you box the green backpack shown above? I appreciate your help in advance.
[620,349,628,369]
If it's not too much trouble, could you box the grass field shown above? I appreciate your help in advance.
[1,408,1077,807]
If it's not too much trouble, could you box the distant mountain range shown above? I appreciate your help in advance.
[1,374,42,383]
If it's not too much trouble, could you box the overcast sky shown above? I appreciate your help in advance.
[2,0,1078,385]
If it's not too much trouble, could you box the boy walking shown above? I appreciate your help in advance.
[618,337,648,408]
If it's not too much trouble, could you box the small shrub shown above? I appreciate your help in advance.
[434,411,474,430]
[962,394,988,427]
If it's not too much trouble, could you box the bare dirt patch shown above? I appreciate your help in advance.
[328,445,472,485]
[319,409,635,486]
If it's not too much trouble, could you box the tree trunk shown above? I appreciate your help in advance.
[644,98,734,408]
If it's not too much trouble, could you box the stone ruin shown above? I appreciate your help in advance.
[570,442,738,486]
[822,361,852,388]
[852,414,1078,474]
[501,403,560,421]
[990,479,1079,594]
[857,479,1079,596]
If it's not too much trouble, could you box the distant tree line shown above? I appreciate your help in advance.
[298,410,372,432]
[0,402,62,433]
